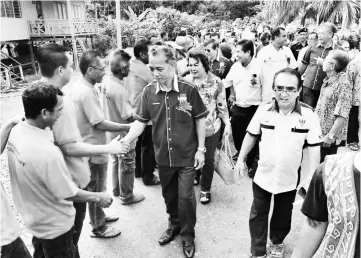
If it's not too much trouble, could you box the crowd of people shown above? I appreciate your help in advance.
[1,19,360,258]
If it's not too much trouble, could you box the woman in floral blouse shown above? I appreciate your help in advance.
[315,50,352,162]
[184,48,231,204]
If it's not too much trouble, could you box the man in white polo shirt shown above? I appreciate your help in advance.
[101,49,144,205]
[225,39,263,177]
[235,68,322,258]
[257,27,297,103]
[7,82,113,257]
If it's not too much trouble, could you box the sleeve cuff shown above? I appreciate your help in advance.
[247,130,260,137]
[134,114,149,123]
[90,118,105,126]
[302,60,309,65]
[306,141,323,147]
[194,110,209,119]
[301,207,328,223]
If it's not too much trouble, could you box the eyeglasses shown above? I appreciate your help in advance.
[204,48,211,53]
[275,86,298,94]
[90,66,106,72]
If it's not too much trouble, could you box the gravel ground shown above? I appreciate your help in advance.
[0,77,351,258]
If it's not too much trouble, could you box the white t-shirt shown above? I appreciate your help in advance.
[225,58,262,107]
[257,44,297,102]
[7,122,78,239]
[1,183,21,246]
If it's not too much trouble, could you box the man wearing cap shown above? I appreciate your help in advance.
[291,28,308,60]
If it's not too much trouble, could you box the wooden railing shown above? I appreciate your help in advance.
[29,19,98,37]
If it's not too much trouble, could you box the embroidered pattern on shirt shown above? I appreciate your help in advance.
[176,93,192,116]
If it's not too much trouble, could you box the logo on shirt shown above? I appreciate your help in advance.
[299,118,306,126]
[176,93,192,116]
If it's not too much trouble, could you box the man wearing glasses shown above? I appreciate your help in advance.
[68,51,131,238]
[235,68,322,258]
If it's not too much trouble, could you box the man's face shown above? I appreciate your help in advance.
[318,26,333,45]
[341,41,350,52]
[307,34,318,47]
[119,59,130,78]
[250,24,256,31]
[275,30,288,46]
[262,38,270,46]
[298,32,307,42]
[46,95,64,128]
[148,53,174,86]
[235,45,249,64]
[204,43,217,61]
[59,52,73,88]
[274,73,300,109]
[90,58,106,84]
[322,54,336,72]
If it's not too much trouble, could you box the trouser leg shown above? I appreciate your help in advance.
[249,182,272,256]
[142,125,155,183]
[119,149,135,202]
[201,130,221,192]
[158,166,180,230]
[302,86,320,109]
[320,143,339,162]
[110,154,120,196]
[1,237,32,258]
[73,201,86,258]
[178,166,197,241]
[135,135,142,177]
[87,163,107,231]
[347,105,359,143]
[269,189,297,245]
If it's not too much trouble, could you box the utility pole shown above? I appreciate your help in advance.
[67,0,78,68]
[115,0,122,49]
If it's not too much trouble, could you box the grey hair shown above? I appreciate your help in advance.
[149,45,176,66]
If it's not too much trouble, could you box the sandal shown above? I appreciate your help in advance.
[90,225,121,238]
[269,243,285,258]
[349,142,360,151]
[200,191,211,204]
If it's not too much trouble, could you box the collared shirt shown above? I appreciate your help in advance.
[126,59,154,111]
[135,75,209,167]
[101,75,133,143]
[247,99,322,194]
[184,72,229,137]
[346,53,361,106]
[210,57,232,80]
[225,58,263,107]
[257,44,297,102]
[7,122,77,239]
[302,42,337,91]
[291,41,307,60]
[297,46,310,80]
[67,78,107,164]
[1,183,21,246]
[315,72,352,145]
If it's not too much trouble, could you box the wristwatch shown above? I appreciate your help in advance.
[197,147,206,153]
[327,133,335,140]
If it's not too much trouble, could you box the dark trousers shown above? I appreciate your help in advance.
[321,143,339,163]
[249,182,297,256]
[231,105,259,168]
[73,201,86,258]
[135,125,156,182]
[33,228,75,258]
[1,237,32,258]
[302,86,320,108]
[201,129,221,192]
[158,166,196,241]
[347,105,359,143]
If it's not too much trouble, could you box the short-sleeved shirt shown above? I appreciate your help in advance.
[135,75,209,167]
[7,122,77,239]
[302,159,360,258]
[184,72,229,137]
[302,42,338,91]
[290,41,307,60]
[210,57,232,80]
[225,58,262,107]
[247,99,323,194]
[52,93,90,189]
[1,183,21,246]
[67,78,107,164]
[315,72,352,145]
[257,44,297,102]
[101,75,133,142]
[126,59,154,111]
[346,53,361,106]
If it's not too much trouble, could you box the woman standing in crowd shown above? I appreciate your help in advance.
[315,50,352,162]
[184,49,231,204]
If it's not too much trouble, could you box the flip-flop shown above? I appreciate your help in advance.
[200,191,211,205]
[349,142,360,151]
[105,215,119,223]
[90,225,121,238]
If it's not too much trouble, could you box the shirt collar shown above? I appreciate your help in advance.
[245,57,256,69]
[317,41,334,49]
[20,121,54,142]
[267,98,302,115]
[81,77,95,88]
[109,74,125,86]
[155,74,179,94]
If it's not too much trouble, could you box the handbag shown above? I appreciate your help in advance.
[214,136,238,185]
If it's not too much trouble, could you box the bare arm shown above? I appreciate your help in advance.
[195,117,206,149]
[299,63,308,76]
[291,218,328,258]
[1,116,22,154]
[329,116,346,136]
[66,189,112,208]
[94,120,131,132]
[307,146,320,179]
[121,120,147,144]
[237,133,258,163]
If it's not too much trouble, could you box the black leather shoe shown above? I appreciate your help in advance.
[183,240,195,258]
[158,228,180,245]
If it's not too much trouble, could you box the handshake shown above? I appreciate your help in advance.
[106,135,132,155]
